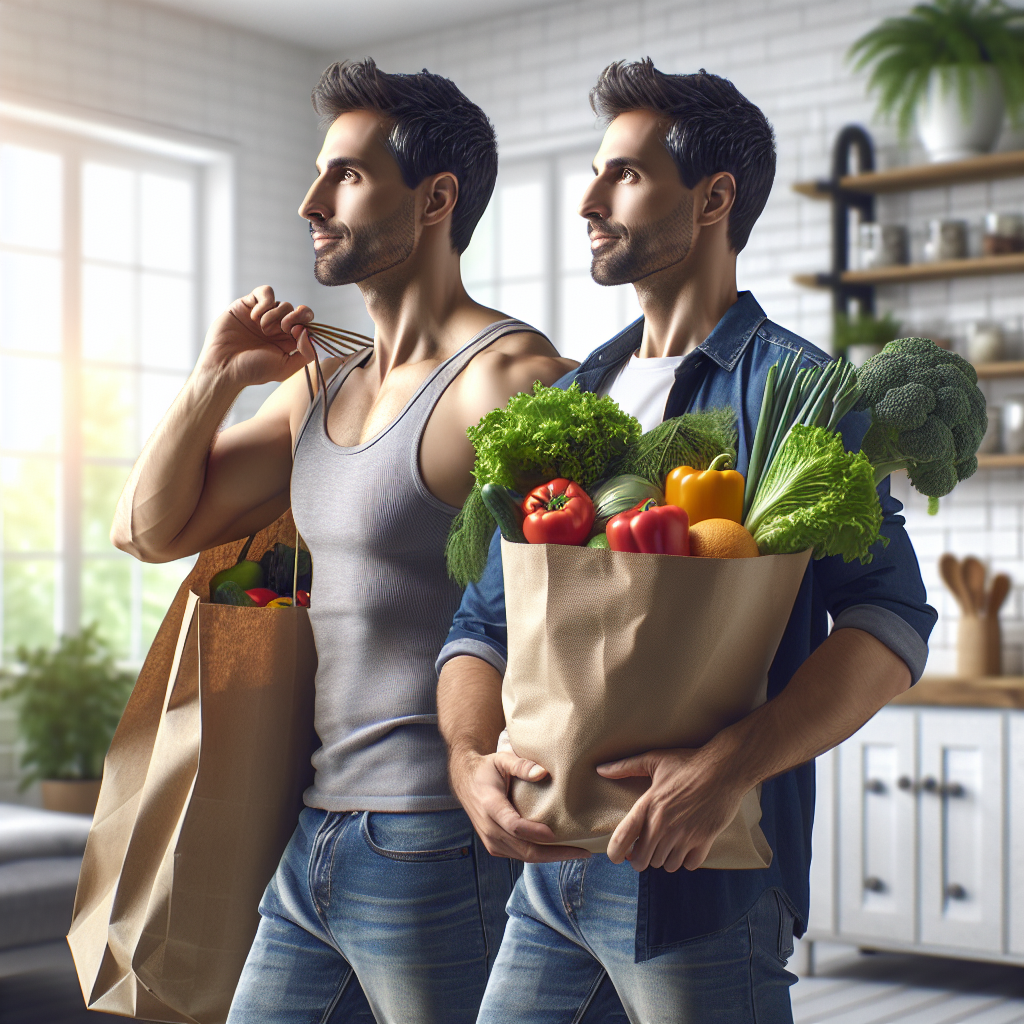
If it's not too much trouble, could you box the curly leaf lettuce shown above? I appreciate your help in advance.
[743,425,885,564]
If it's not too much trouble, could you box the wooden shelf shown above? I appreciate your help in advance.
[977,453,1024,468]
[794,252,1024,290]
[793,149,1024,199]
[892,675,1024,709]
[975,361,1024,379]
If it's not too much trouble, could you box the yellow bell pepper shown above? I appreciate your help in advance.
[665,453,744,525]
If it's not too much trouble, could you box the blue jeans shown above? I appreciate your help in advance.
[478,857,797,1024]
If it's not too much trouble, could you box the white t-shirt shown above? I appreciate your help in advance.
[601,352,686,431]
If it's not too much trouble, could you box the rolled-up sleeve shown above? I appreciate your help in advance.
[436,527,509,676]
[816,467,936,683]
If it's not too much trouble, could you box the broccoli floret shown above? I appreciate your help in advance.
[855,338,987,514]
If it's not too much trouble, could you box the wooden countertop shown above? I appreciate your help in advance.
[891,676,1024,709]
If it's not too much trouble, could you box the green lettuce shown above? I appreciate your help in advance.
[743,425,885,564]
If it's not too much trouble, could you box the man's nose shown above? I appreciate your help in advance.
[578,181,610,222]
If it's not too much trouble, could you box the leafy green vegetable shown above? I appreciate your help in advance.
[855,337,986,514]
[589,474,665,535]
[744,425,885,564]
[611,408,737,484]
[445,382,642,585]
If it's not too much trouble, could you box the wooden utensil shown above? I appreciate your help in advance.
[963,556,987,614]
[988,573,1011,617]
[939,553,972,614]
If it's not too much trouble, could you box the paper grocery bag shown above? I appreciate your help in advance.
[68,512,318,1024]
[502,540,811,869]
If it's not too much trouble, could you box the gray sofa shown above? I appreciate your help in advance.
[0,803,92,971]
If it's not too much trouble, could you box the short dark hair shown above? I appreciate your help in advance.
[590,60,775,253]
[312,59,497,255]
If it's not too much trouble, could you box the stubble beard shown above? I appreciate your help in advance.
[589,195,694,287]
[313,195,417,286]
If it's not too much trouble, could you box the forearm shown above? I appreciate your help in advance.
[711,626,912,789]
[437,655,505,765]
[112,365,241,561]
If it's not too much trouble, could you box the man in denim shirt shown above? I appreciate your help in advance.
[435,61,936,1023]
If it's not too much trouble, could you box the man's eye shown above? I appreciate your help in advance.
[620,168,637,183]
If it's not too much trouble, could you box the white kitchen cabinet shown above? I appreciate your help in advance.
[837,708,917,943]
[807,705,1024,966]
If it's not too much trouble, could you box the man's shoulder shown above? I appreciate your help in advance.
[752,319,833,369]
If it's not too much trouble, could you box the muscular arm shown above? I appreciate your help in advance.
[111,287,316,562]
[598,626,911,872]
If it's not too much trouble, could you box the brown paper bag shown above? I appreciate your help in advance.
[501,540,811,868]
[67,512,318,1023]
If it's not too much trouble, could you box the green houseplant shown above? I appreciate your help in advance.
[833,311,903,365]
[849,0,1024,160]
[0,624,134,813]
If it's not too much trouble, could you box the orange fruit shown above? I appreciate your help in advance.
[688,518,759,558]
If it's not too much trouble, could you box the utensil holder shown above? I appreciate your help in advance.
[957,614,1002,677]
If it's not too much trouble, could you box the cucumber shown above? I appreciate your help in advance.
[481,483,527,544]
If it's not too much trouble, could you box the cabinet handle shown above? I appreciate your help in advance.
[920,776,939,793]
[897,776,914,791]
[946,883,968,901]
[864,876,886,892]
[942,782,966,798]
[865,779,886,794]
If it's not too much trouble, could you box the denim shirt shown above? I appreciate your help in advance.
[437,291,936,960]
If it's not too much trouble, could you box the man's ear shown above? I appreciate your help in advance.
[698,171,736,227]
[421,171,459,227]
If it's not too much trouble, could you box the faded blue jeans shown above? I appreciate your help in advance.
[478,856,797,1024]
[226,807,626,1023]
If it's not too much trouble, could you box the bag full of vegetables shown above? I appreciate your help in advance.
[449,344,987,866]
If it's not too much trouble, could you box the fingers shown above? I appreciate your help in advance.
[281,304,314,337]
[493,749,548,782]
[605,798,645,865]
[596,752,657,779]
[247,285,278,320]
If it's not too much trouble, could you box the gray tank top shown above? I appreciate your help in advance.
[292,319,540,812]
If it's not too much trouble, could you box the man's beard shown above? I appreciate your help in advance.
[589,196,694,286]
[312,196,416,286]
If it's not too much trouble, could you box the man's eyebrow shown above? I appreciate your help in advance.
[317,156,373,174]
[592,156,645,175]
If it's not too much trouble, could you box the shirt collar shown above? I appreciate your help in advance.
[578,291,768,378]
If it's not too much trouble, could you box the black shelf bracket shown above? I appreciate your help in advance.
[825,125,876,317]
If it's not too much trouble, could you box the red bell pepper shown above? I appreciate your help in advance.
[522,478,595,546]
[606,500,689,556]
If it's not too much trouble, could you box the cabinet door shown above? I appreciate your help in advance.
[807,747,837,935]
[1008,714,1024,956]
[838,708,917,943]
[919,709,1004,954]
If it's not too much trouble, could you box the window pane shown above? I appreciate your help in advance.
[82,163,136,264]
[141,273,194,370]
[82,264,136,363]
[0,145,62,251]
[140,174,193,273]
[4,560,56,655]
[82,463,128,553]
[465,283,496,309]
[560,171,592,272]
[0,252,62,354]
[461,203,494,285]
[558,273,623,362]
[140,372,185,446]
[2,458,57,552]
[497,281,547,336]
[1,356,61,452]
[81,557,131,658]
[142,558,193,654]
[82,367,135,457]
[498,182,545,280]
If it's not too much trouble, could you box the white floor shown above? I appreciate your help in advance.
[793,941,1024,1024]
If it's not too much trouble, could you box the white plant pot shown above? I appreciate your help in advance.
[917,65,1005,162]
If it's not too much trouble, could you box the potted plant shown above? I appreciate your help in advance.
[849,0,1024,162]
[0,624,134,814]
[833,311,903,366]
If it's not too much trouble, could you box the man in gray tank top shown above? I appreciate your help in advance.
[110,60,627,1023]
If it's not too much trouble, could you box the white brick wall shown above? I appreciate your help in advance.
[346,0,1024,679]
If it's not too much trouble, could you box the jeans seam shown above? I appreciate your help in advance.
[318,964,356,1024]
[569,969,610,1024]
[471,832,492,977]
[359,812,472,862]
[747,909,758,1024]
[307,812,336,923]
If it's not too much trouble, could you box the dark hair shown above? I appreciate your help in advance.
[312,59,497,255]
[590,60,775,253]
